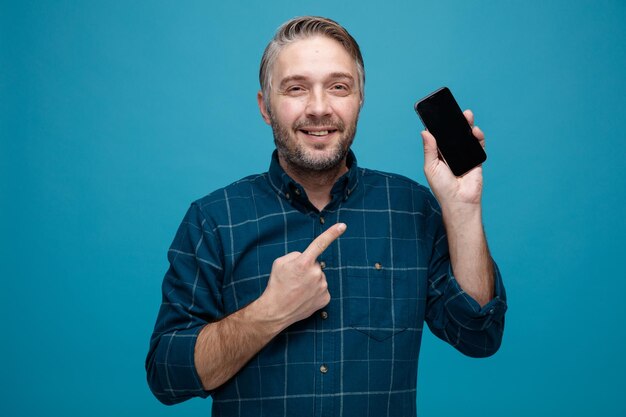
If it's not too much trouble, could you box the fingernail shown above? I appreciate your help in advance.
[337,223,347,232]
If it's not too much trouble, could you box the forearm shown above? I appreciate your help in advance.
[194,296,285,391]
[442,204,494,306]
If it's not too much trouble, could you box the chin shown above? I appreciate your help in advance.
[300,150,347,171]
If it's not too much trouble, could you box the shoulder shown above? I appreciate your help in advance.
[195,172,268,205]
[188,172,271,224]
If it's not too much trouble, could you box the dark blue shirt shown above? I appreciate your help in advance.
[146,151,507,416]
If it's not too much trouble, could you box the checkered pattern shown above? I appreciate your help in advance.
[146,151,507,416]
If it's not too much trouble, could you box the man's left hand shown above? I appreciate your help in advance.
[421,109,485,211]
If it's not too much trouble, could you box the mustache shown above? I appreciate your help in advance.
[293,117,345,131]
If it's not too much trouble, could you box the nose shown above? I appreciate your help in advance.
[306,87,332,118]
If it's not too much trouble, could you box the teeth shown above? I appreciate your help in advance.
[306,130,330,136]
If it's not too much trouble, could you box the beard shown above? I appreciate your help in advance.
[270,113,358,173]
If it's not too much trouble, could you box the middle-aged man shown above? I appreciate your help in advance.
[147,15,507,416]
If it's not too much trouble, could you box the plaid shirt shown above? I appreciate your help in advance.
[146,150,507,416]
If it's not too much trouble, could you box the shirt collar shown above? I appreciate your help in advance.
[267,149,360,208]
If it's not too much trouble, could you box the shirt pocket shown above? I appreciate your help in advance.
[345,264,411,341]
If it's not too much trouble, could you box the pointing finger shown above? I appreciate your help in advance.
[301,223,347,262]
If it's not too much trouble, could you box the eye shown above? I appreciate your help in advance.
[285,85,306,95]
[330,83,351,95]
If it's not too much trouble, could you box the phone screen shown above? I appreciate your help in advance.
[414,87,486,176]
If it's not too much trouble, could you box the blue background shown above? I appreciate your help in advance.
[2,1,625,415]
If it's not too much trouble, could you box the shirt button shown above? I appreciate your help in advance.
[285,192,291,200]
[320,311,328,320]
[320,261,326,269]
[294,188,301,196]
[374,262,382,270]
[320,364,328,374]
[319,217,325,225]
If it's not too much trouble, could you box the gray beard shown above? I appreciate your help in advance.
[270,115,357,173]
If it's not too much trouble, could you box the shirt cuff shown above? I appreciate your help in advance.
[443,261,507,331]
[152,326,211,403]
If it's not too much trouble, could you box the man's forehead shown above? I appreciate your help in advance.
[273,36,357,81]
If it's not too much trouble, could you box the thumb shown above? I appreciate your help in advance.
[421,130,439,167]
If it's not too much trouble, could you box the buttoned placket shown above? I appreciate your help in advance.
[314,205,338,417]
[271,152,357,417]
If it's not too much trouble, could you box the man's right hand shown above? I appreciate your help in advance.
[194,222,347,391]
[258,222,347,330]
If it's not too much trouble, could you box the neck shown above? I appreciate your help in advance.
[279,156,348,212]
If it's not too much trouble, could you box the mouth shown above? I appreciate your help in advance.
[299,128,338,137]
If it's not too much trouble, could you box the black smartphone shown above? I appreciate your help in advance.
[414,87,486,177]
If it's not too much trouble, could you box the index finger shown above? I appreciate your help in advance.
[301,223,347,262]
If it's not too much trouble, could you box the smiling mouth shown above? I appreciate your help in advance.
[300,129,337,136]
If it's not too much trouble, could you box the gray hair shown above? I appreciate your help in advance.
[259,16,365,112]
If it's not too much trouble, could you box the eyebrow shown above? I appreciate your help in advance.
[278,72,355,89]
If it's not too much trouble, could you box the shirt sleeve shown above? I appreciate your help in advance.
[423,196,508,358]
[145,202,224,404]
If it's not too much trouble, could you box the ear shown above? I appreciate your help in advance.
[257,91,271,125]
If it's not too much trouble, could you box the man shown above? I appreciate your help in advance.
[146,16,506,416]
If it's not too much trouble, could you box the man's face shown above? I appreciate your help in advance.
[259,36,362,172]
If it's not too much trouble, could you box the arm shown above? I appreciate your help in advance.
[421,109,494,306]
[193,297,282,391]
[146,202,347,403]
[440,202,493,306]
[421,110,507,356]
[423,207,506,358]
[145,203,225,405]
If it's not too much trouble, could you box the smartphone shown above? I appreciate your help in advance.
[414,87,486,177]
